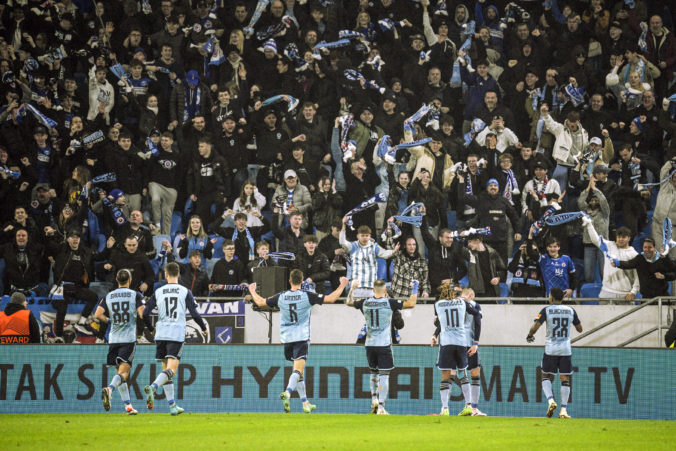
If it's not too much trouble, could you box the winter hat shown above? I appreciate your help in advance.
[263,39,277,54]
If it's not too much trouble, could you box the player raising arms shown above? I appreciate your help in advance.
[527,287,583,419]
[432,286,481,416]
[95,269,145,415]
[142,262,208,415]
[346,279,418,415]
[249,270,349,414]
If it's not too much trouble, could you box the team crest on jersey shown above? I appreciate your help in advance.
[193,24,202,33]
[276,132,281,139]
[229,139,234,146]
[204,20,213,29]
[159,159,176,169]
[228,269,234,275]
[562,263,566,267]
[31,200,39,209]
[116,217,125,224]
[199,241,204,247]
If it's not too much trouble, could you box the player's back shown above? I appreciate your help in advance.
[153,283,190,342]
[104,288,142,344]
[278,290,313,343]
[435,298,468,346]
[543,304,577,356]
[463,299,481,347]
[362,297,397,347]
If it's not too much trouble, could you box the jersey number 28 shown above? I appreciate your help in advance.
[552,317,569,337]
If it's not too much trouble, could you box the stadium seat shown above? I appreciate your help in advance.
[377,258,388,281]
[498,283,509,303]
[459,275,469,287]
[170,211,183,240]
[210,235,226,259]
[579,283,602,304]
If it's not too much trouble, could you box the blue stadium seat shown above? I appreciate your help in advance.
[210,235,225,259]
[459,275,469,287]
[389,260,395,282]
[579,283,602,304]
[498,283,509,303]
[377,258,388,281]
[170,211,183,240]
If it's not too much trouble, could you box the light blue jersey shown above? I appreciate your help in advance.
[536,304,580,356]
[267,289,325,343]
[464,299,483,347]
[435,297,480,346]
[145,283,206,342]
[99,288,143,343]
[354,297,403,347]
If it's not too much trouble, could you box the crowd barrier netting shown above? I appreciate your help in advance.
[0,345,673,419]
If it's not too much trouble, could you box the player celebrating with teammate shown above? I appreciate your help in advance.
[248,270,349,414]
[95,269,145,415]
[346,279,418,415]
[142,262,208,415]
[432,286,481,416]
[527,287,583,418]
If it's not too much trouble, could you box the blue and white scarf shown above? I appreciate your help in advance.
[345,193,387,229]
[232,227,255,260]
[183,86,202,123]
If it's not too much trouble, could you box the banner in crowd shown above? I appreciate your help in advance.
[0,346,672,419]
[0,297,245,344]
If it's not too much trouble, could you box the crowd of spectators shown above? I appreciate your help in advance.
[0,0,675,342]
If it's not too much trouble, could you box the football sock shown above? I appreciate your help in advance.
[542,379,554,401]
[451,374,461,388]
[370,373,379,401]
[471,376,480,408]
[378,374,389,406]
[287,370,301,394]
[440,379,450,409]
[118,382,131,405]
[296,377,308,403]
[108,374,123,391]
[561,381,570,408]
[164,382,175,405]
[152,369,174,390]
[461,382,471,404]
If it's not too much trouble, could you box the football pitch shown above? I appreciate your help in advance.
[4,413,674,450]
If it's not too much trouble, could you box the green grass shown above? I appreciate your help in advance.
[3,414,674,450]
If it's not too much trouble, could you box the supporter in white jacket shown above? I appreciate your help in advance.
[540,104,589,192]
[651,161,676,258]
[582,217,639,300]
[87,64,115,125]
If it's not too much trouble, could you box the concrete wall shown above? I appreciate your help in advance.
[244,303,673,348]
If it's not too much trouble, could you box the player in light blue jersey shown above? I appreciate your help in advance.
[249,269,349,413]
[460,286,485,416]
[432,286,481,416]
[347,278,418,415]
[142,262,207,415]
[95,269,145,415]
[527,287,582,419]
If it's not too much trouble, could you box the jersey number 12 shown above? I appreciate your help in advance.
[165,297,178,319]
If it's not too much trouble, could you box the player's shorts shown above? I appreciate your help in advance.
[155,340,184,361]
[284,340,309,361]
[468,349,481,371]
[541,353,572,375]
[365,345,394,371]
[437,344,468,371]
[106,342,136,367]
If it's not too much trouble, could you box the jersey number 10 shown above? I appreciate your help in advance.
[445,308,460,328]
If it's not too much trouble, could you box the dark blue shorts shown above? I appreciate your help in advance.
[155,340,184,361]
[106,342,136,366]
[541,353,572,375]
[437,344,468,371]
[468,349,480,370]
[284,340,309,361]
[366,346,394,371]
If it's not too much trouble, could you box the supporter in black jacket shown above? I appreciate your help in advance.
[187,137,230,225]
[168,250,210,297]
[459,174,522,264]
[212,211,270,266]
[293,235,330,294]
[508,238,546,298]
[103,235,155,296]
[1,227,45,295]
[420,217,467,296]
[104,130,146,211]
[271,210,305,260]
[210,240,248,298]
[615,237,676,299]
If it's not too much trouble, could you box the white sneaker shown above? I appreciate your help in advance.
[472,408,487,416]
[137,335,151,344]
[95,338,106,344]
[73,323,91,335]
[376,407,389,415]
